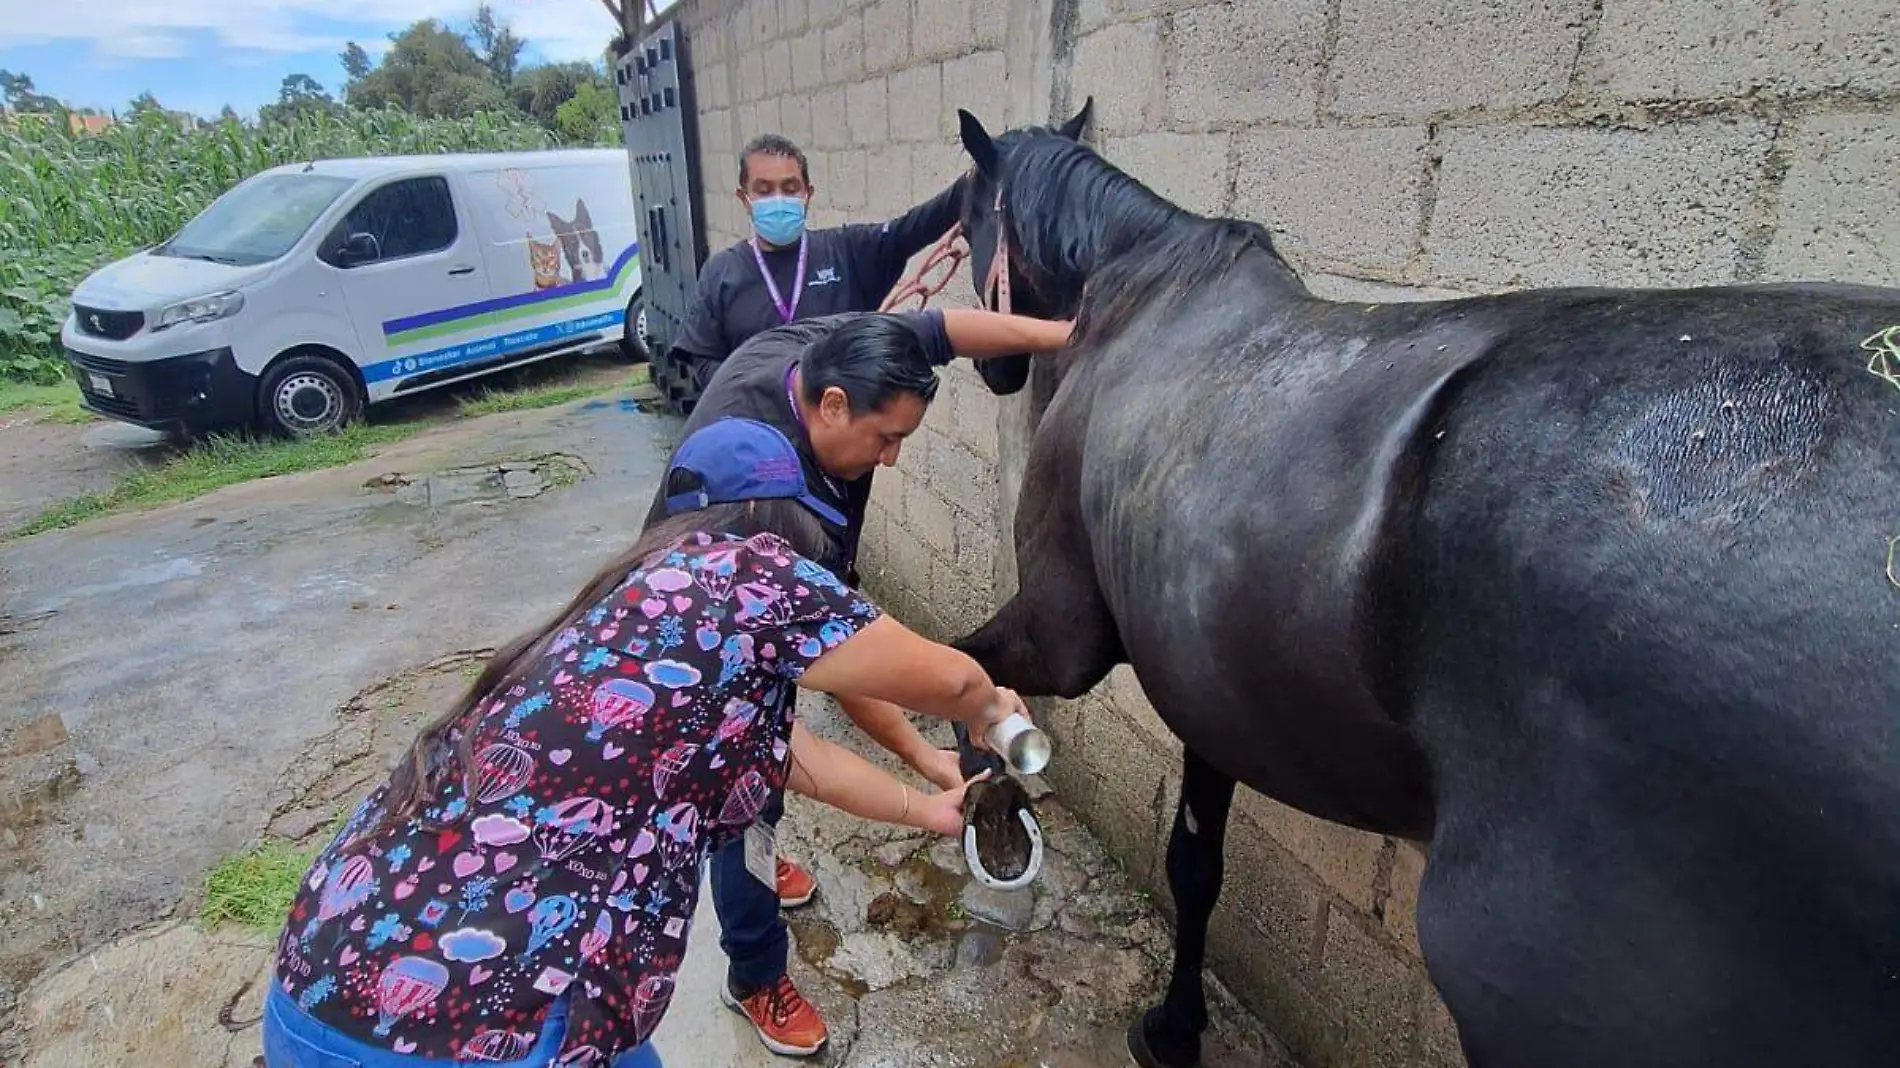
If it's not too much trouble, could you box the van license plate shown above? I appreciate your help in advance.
[88,373,114,397]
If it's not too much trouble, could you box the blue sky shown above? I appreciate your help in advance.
[0,1,627,119]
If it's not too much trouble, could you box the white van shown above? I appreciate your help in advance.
[60,149,646,437]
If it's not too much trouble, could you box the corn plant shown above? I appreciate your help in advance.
[0,107,558,383]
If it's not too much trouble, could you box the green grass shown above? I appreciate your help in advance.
[11,422,415,538]
[0,379,91,424]
[454,363,649,418]
[200,840,321,934]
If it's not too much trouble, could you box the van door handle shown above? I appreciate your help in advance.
[449,265,476,276]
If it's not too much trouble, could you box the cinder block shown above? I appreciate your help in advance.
[845,76,890,146]
[902,479,958,558]
[733,3,757,52]
[910,141,969,205]
[696,62,728,112]
[1426,122,1772,289]
[822,12,864,81]
[925,433,995,501]
[1232,126,1429,272]
[1580,0,1900,101]
[751,0,781,43]
[952,511,997,588]
[1382,842,1427,959]
[778,0,808,35]
[1330,0,1590,120]
[913,0,974,61]
[1239,790,1389,913]
[763,40,792,95]
[790,32,825,90]
[1077,0,1113,33]
[1102,131,1232,217]
[807,0,846,28]
[969,0,1011,48]
[867,143,912,217]
[1317,907,1428,1068]
[1083,706,1172,884]
[862,0,911,72]
[752,96,785,139]
[941,51,1008,135]
[830,148,869,210]
[810,86,850,149]
[887,64,944,143]
[1166,0,1327,127]
[1072,21,1163,135]
[1763,112,1900,289]
[736,47,766,104]
[1205,811,1335,1058]
[779,94,814,150]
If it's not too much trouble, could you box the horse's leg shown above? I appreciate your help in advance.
[1128,748,1236,1068]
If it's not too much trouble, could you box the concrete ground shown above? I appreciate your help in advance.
[0,387,1291,1067]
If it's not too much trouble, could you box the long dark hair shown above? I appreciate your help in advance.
[341,488,832,850]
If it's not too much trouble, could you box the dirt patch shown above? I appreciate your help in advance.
[0,420,162,534]
[12,922,273,1068]
[263,649,493,846]
[361,452,591,509]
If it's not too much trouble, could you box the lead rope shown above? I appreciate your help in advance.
[878,186,1014,315]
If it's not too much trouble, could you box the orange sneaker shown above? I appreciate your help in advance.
[775,855,816,909]
[721,973,829,1057]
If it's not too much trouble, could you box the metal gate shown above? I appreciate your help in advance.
[615,16,707,416]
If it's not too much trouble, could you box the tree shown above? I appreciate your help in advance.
[470,3,525,87]
[345,20,508,118]
[339,42,374,82]
[259,73,339,125]
[555,79,621,145]
[219,105,241,123]
[511,61,598,130]
[0,69,56,113]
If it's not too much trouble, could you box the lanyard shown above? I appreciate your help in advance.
[782,363,848,502]
[750,233,809,324]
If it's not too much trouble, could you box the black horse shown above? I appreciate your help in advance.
[943,99,1900,1068]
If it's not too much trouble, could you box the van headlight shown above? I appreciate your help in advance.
[154,291,244,330]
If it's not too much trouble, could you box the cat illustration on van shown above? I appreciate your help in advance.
[548,198,604,283]
[528,233,564,290]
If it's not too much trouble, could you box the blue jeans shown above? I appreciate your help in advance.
[709,792,787,992]
[262,984,662,1068]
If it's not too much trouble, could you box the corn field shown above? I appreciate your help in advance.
[0,107,559,383]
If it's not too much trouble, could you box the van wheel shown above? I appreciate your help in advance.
[259,354,362,437]
[618,290,650,363]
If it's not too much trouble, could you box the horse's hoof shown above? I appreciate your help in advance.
[1127,1006,1200,1068]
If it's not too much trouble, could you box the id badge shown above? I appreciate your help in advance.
[744,822,776,888]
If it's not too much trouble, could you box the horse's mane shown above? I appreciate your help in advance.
[995,131,1295,346]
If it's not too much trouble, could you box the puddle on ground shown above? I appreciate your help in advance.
[363,453,590,508]
[785,914,868,999]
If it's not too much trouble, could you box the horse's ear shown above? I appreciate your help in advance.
[1057,97,1093,141]
[957,108,1000,177]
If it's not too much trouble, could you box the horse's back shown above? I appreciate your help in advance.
[1397,281,1900,1066]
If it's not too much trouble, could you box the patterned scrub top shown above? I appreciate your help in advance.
[273,531,880,1064]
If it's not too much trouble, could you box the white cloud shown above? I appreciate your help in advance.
[0,0,619,64]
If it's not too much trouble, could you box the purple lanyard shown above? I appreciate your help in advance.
[783,363,848,501]
[751,233,809,324]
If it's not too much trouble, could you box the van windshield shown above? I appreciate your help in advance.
[156,173,356,266]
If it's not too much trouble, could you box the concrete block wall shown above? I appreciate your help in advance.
[664,1,1900,1066]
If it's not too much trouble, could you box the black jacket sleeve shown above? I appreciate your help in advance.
[842,175,969,297]
[670,249,731,362]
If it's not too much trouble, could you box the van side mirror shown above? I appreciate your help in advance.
[335,232,380,266]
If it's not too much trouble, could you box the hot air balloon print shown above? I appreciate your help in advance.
[316,854,377,922]
[653,803,700,869]
[631,974,676,1039]
[373,956,448,1036]
[579,909,613,961]
[652,742,698,797]
[718,770,772,828]
[734,581,794,628]
[522,895,580,958]
[692,545,743,601]
[587,679,655,742]
[473,743,535,804]
[711,698,759,749]
[531,797,615,865]
[463,1029,532,1061]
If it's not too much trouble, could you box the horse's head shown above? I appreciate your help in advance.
[953,99,1092,397]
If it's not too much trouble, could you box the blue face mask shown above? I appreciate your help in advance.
[750,195,807,246]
